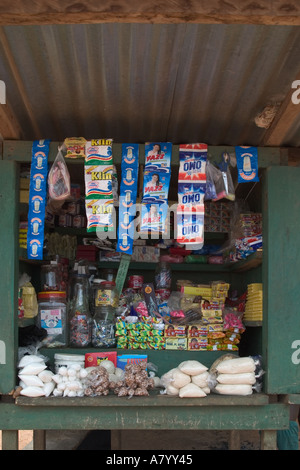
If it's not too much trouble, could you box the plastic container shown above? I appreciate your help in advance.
[54,353,85,373]
[37,291,67,347]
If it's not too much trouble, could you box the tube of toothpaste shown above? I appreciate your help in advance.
[116,144,139,254]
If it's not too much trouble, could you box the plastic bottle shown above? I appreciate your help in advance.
[69,266,92,347]
[154,261,172,289]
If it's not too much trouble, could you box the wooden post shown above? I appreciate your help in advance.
[2,430,18,450]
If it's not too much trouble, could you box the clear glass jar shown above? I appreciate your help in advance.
[37,291,67,347]
[41,261,62,291]
[69,274,92,347]
[91,281,118,348]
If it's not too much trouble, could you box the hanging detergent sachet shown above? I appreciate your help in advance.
[27,139,51,259]
[84,139,114,233]
[177,144,207,246]
[141,142,172,233]
[116,144,139,255]
[235,146,259,183]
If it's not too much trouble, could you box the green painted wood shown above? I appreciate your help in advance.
[0,401,289,431]
[3,140,282,167]
[16,393,270,407]
[262,166,300,394]
[0,161,19,394]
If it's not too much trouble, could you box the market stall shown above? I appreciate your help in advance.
[0,140,297,450]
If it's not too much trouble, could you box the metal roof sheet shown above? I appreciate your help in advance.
[1,23,300,146]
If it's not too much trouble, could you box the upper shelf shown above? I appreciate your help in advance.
[19,248,262,273]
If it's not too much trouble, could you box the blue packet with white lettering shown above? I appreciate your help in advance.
[235,146,259,183]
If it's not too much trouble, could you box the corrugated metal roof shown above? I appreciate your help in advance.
[1,23,300,146]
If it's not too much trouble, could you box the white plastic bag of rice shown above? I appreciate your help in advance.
[178,360,208,376]
[215,383,253,395]
[19,362,47,376]
[171,368,191,388]
[179,383,207,398]
[217,372,256,385]
[191,371,209,388]
[216,357,255,375]
[20,386,46,397]
[18,374,44,388]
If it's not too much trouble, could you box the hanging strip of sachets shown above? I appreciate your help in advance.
[177,143,207,247]
[84,139,114,233]
[27,139,51,259]
[235,146,259,183]
[140,142,172,233]
[116,144,139,254]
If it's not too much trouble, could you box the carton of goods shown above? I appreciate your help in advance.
[187,338,208,351]
[165,338,187,350]
[116,354,147,370]
[85,351,117,368]
[165,325,186,337]
[187,325,208,337]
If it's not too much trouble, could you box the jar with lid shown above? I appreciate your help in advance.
[69,269,92,347]
[91,281,118,348]
[37,291,67,347]
[41,261,62,291]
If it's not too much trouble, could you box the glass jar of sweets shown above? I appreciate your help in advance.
[37,291,67,347]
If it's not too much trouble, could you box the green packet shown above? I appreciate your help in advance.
[184,255,208,264]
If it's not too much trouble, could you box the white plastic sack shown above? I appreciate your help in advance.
[217,372,256,385]
[178,360,208,376]
[20,386,46,397]
[19,362,47,376]
[216,357,255,375]
[215,384,253,396]
[191,371,209,388]
[19,374,44,388]
[179,383,207,398]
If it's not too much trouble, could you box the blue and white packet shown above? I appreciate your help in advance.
[116,144,139,255]
[27,139,50,260]
[235,146,259,183]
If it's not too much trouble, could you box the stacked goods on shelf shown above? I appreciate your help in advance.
[243,283,263,322]
[230,212,262,262]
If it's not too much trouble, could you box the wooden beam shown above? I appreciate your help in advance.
[0,103,22,140]
[0,1,300,26]
[261,75,300,147]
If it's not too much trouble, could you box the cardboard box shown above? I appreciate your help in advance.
[85,351,117,368]
[165,338,187,350]
[117,354,147,370]
[164,325,186,337]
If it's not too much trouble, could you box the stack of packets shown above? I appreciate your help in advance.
[166,281,242,351]
[231,212,262,261]
[243,283,263,322]
[140,142,172,234]
[19,222,28,250]
[115,318,165,350]
[177,144,207,246]
[84,139,114,233]
[204,201,232,233]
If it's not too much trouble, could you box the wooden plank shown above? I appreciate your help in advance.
[3,140,282,167]
[0,104,22,140]
[0,1,299,25]
[0,402,289,431]
[262,73,300,147]
[0,161,19,394]
[262,166,300,393]
[15,393,270,407]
